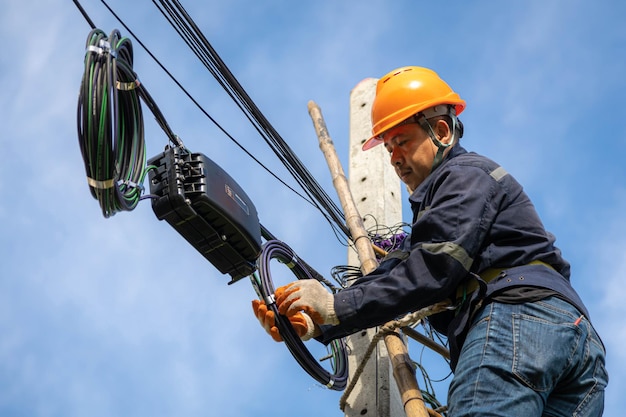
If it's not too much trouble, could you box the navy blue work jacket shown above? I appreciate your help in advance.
[320,144,588,351]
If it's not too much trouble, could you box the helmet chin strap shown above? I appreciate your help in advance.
[415,107,460,172]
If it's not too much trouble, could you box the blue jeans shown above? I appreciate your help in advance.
[447,296,607,416]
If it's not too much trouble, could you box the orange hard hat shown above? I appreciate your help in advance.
[362,66,466,150]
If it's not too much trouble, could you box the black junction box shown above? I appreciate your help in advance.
[148,146,262,283]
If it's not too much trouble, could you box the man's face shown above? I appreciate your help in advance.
[382,123,437,191]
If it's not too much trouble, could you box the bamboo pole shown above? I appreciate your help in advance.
[401,327,450,361]
[307,100,429,417]
[307,100,378,275]
[385,332,432,416]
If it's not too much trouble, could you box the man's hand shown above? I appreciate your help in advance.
[251,299,315,342]
[275,279,339,326]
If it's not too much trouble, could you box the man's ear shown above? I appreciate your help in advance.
[435,119,453,145]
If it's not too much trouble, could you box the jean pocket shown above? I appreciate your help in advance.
[512,313,581,392]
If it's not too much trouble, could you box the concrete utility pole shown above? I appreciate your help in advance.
[344,78,404,417]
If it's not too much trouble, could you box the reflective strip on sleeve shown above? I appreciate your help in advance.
[489,166,508,182]
[421,241,473,272]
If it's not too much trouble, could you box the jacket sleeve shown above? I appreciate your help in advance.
[319,162,502,343]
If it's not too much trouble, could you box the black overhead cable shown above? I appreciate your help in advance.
[150,0,352,241]
[95,0,316,215]
[89,0,350,240]
[73,0,96,29]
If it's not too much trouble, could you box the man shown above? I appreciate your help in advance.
[253,66,607,416]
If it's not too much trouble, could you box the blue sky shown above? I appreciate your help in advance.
[1,1,625,416]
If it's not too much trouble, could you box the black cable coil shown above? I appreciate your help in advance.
[254,240,348,391]
[77,28,147,218]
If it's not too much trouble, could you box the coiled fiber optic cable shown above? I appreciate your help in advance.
[77,28,147,218]
[254,239,348,391]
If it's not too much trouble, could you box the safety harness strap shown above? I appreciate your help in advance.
[456,260,555,299]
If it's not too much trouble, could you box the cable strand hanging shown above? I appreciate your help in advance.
[96,0,344,239]
[151,0,351,241]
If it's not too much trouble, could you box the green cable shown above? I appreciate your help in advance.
[77,28,148,217]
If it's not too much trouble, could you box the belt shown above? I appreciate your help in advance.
[456,260,555,300]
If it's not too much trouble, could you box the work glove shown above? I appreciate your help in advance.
[251,299,316,342]
[275,279,339,326]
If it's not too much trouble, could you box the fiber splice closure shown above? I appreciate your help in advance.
[148,146,262,283]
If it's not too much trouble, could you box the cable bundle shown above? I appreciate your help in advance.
[254,239,348,391]
[77,28,147,217]
[151,0,351,241]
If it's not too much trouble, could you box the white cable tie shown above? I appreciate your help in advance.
[326,378,335,389]
[86,45,103,54]
[117,179,135,188]
[264,294,276,305]
[97,39,116,58]
[117,179,144,192]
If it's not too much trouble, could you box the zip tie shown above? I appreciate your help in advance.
[87,177,115,189]
[116,79,141,91]
[86,45,104,54]
[326,378,335,389]
[86,40,116,58]
[117,179,144,192]
[99,39,116,58]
